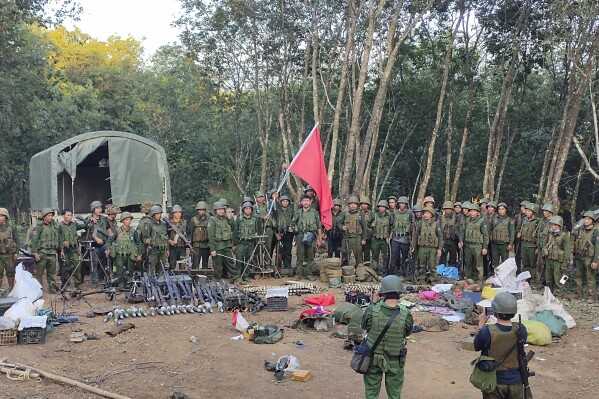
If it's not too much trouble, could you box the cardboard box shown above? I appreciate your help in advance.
[292,370,312,382]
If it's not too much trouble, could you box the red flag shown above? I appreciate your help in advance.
[289,125,334,230]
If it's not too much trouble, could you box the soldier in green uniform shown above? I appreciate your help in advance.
[234,202,259,282]
[371,200,391,274]
[537,203,555,283]
[275,195,295,270]
[423,195,435,210]
[137,201,154,266]
[105,204,120,235]
[458,203,489,282]
[453,202,462,221]
[291,195,322,279]
[412,204,423,226]
[572,211,599,303]
[479,198,489,214]
[412,207,442,283]
[84,200,110,287]
[514,200,529,272]
[106,212,141,288]
[387,196,398,213]
[440,201,459,267]
[360,197,374,263]
[483,201,498,278]
[341,196,367,266]
[0,207,19,291]
[31,208,60,293]
[544,216,571,297]
[390,197,411,276]
[254,191,275,264]
[191,201,210,269]
[58,209,83,289]
[327,199,344,259]
[490,202,515,269]
[304,185,320,212]
[167,205,188,268]
[208,201,236,280]
[361,275,413,399]
[518,203,540,280]
[141,205,169,275]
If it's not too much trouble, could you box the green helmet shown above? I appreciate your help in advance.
[379,275,405,294]
[243,196,255,204]
[359,197,371,205]
[442,201,454,209]
[241,201,253,210]
[377,200,389,209]
[120,211,133,222]
[41,208,55,218]
[462,201,472,210]
[90,200,103,212]
[348,196,359,205]
[480,198,489,204]
[423,196,435,204]
[422,206,435,215]
[280,195,291,202]
[491,292,517,314]
[196,201,208,210]
[397,196,409,205]
[583,211,597,221]
[304,185,314,192]
[388,195,398,202]
[541,203,555,214]
[218,198,229,207]
[469,203,481,212]
[525,203,539,214]
[255,191,264,198]
[488,201,498,209]
[549,215,563,227]
[172,205,183,213]
[498,202,508,210]
[213,201,224,210]
[149,205,163,216]
[333,198,342,206]
[520,200,528,207]
[0,208,9,218]
[454,202,462,208]
[412,204,423,212]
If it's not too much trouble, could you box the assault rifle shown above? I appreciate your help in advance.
[163,269,180,305]
[76,215,110,239]
[164,217,195,254]
[517,315,535,398]
[19,248,47,261]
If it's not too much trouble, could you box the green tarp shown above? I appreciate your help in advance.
[29,131,171,211]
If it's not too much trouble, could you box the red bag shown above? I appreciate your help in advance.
[303,293,336,307]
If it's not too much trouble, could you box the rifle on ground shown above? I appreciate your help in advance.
[164,269,181,305]
[517,315,535,398]
[459,246,465,279]
[163,217,196,254]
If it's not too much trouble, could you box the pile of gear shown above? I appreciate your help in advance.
[240,282,322,296]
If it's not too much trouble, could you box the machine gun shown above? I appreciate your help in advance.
[148,274,171,315]
[517,315,535,398]
[163,217,195,254]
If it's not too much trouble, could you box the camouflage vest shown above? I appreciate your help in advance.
[392,211,411,235]
[520,218,538,243]
[191,215,209,242]
[547,231,566,262]
[137,216,151,234]
[491,217,510,244]
[362,210,374,239]
[254,203,274,229]
[487,324,519,371]
[0,223,16,255]
[440,214,457,241]
[149,220,168,250]
[211,216,233,241]
[238,216,258,240]
[345,211,363,235]
[169,219,187,247]
[465,217,484,245]
[112,226,139,259]
[573,226,595,258]
[417,220,439,247]
[38,222,59,253]
[330,210,343,234]
[277,207,294,232]
[296,208,320,233]
[366,304,408,357]
[60,222,78,246]
[373,212,391,240]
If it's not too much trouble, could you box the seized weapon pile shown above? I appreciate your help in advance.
[239,281,322,296]
[341,282,381,294]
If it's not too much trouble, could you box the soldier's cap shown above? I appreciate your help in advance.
[524,203,537,213]
[423,196,435,204]
[304,185,314,192]
[0,208,9,218]
[583,211,597,221]
[241,201,253,209]
[347,196,360,205]
[140,201,154,214]
[120,212,133,222]
[442,201,454,209]
[41,208,55,217]
[487,201,498,209]
[469,203,481,212]
[422,206,435,215]
[105,204,121,215]
[242,196,255,204]
[479,198,489,204]
[255,191,265,198]
[172,205,183,213]
[397,196,409,204]
[454,202,462,207]
[268,189,278,195]
[280,195,291,202]
[498,202,508,209]
[213,201,225,210]
[520,200,529,207]
[377,200,389,209]
[359,197,371,205]
[218,198,229,206]
[412,204,423,212]
[333,198,342,206]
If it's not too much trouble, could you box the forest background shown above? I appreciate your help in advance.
[2,0,599,227]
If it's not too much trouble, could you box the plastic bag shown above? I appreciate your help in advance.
[232,309,249,332]
[520,319,552,346]
[529,310,567,337]
[281,355,300,372]
[9,264,43,302]
[537,287,576,329]
[0,316,16,328]
[4,298,35,321]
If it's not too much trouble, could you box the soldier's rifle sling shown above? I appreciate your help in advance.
[163,217,196,254]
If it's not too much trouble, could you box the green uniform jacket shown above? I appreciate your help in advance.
[362,302,413,356]
[137,216,152,236]
[292,207,321,233]
[254,202,275,233]
[414,219,443,250]
[459,215,489,247]
[58,221,84,251]
[31,221,60,254]
[372,211,392,240]
[107,225,142,257]
[546,230,571,263]
[276,206,295,234]
[519,216,541,247]
[340,210,367,240]
[141,219,169,252]
[207,215,234,251]
[439,213,459,243]
[490,215,515,246]
[572,225,599,262]
[235,215,258,244]
[84,215,110,242]
[361,209,374,240]
[330,210,345,234]
[0,221,20,255]
[191,215,210,248]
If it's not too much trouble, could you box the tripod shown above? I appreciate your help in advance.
[60,240,111,293]
[242,234,281,279]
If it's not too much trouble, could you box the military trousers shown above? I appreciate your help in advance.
[520,243,537,279]
[211,247,234,280]
[363,356,405,399]
[346,235,363,266]
[149,252,168,275]
[278,233,294,269]
[464,244,483,282]
[574,256,597,299]
[60,250,81,288]
[390,239,410,276]
[514,238,522,272]
[417,246,437,283]
[168,246,186,269]
[264,227,274,264]
[482,383,523,399]
[92,244,108,284]
[546,259,566,297]
[362,239,372,262]
[35,254,57,294]
[327,232,343,259]
[441,239,458,267]
[0,254,15,280]
[371,238,389,273]
[236,240,255,279]
[491,242,510,269]
[114,254,135,288]
[295,232,316,277]
[192,244,210,269]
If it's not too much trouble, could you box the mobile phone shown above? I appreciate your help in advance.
[485,307,494,316]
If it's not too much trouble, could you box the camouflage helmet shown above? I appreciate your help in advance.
[149,205,163,216]
[498,202,508,210]
[241,201,253,210]
[479,198,489,204]
[469,203,481,212]
[90,200,103,212]
[583,211,597,221]
[423,196,435,204]
[280,195,291,202]
[412,204,423,212]
[442,201,454,209]
[41,208,55,218]
[491,292,517,314]
[388,195,398,202]
[120,211,133,222]
[348,196,360,205]
[172,205,183,213]
[549,215,564,227]
[397,196,409,205]
[453,201,462,208]
[379,275,405,294]
[243,196,255,204]
[541,203,555,214]
[377,200,389,209]
[218,198,229,207]
[0,208,9,218]
[105,204,121,215]
[422,206,436,215]
[333,198,342,206]
[213,201,225,210]
[195,201,208,210]
[141,201,155,214]
[359,197,371,206]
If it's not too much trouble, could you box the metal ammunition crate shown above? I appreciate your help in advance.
[18,327,46,345]
[266,296,288,312]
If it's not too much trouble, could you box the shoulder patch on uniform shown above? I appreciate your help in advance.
[510,220,515,224]
[207,223,212,228]
[31,229,37,235]
[144,225,149,230]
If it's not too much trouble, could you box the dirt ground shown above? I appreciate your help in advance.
[2,276,599,399]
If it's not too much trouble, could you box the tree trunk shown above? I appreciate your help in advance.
[372,111,400,201]
[417,11,462,203]
[570,160,585,227]
[495,123,516,200]
[444,100,454,200]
